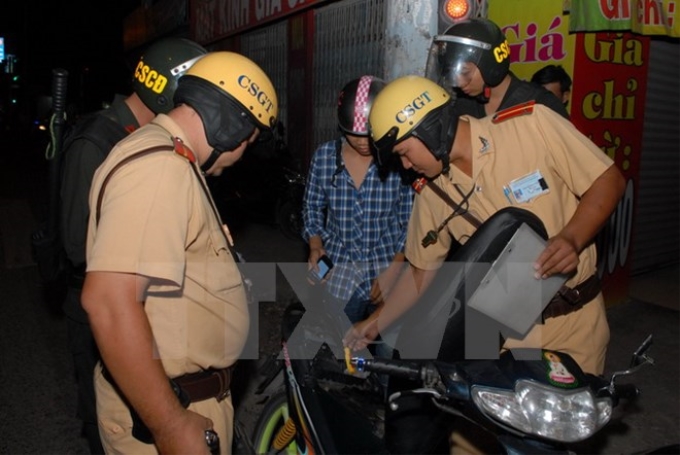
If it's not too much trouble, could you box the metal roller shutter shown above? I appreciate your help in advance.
[632,38,680,273]
[241,22,289,130]
[312,0,387,146]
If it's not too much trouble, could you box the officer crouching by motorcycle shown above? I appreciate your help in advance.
[344,74,625,453]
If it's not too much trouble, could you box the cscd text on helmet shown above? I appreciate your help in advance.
[132,37,208,114]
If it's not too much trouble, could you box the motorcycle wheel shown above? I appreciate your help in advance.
[275,197,303,241]
[252,391,298,455]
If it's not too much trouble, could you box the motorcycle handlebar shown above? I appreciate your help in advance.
[352,358,429,382]
[614,383,640,400]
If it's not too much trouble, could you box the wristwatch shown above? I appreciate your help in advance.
[205,429,220,454]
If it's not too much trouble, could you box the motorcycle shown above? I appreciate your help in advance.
[233,207,658,454]
[239,320,653,454]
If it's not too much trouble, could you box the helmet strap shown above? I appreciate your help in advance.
[200,149,222,174]
[413,102,457,175]
[174,76,257,154]
[477,85,492,104]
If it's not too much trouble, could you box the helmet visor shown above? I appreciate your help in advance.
[425,35,489,91]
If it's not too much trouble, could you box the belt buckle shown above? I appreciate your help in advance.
[559,287,581,306]
[215,368,231,401]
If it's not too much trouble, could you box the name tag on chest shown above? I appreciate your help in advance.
[508,170,549,204]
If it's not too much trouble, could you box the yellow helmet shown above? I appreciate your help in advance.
[368,75,458,172]
[174,51,279,169]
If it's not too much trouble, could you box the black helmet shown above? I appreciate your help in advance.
[132,37,207,114]
[425,18,510,91]
[173,51,279,171]
[337,75,386,136]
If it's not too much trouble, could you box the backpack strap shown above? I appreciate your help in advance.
[330,137,344,186]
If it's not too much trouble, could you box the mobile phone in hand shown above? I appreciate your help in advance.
[310,255,333,281]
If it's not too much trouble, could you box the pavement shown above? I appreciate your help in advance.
[0,126,677,454]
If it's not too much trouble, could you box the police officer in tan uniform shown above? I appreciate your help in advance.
[60,37,206,454]
[81,52,277,454]
[344,75,625,376]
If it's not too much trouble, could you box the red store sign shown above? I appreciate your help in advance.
[191,0,336,44]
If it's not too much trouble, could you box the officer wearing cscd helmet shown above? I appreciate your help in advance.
[425,18,568,119]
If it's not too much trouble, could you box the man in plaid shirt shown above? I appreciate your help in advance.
[302,76,413,357]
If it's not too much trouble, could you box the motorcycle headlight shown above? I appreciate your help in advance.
[471,379,612,442]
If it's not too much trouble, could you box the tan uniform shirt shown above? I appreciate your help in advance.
[405,104,613,374]
[86,114,249,378]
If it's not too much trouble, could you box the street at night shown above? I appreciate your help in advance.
[0,1,678,454]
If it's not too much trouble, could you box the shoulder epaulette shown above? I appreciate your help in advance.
[412,177,428,194]
[492,100,536,124]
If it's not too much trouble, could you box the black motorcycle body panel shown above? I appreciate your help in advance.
[394,207,548,362]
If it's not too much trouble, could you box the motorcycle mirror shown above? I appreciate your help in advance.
[604,334,655,397]
[630,334,654,368]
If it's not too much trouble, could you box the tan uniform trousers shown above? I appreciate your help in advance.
[93,364,234,455]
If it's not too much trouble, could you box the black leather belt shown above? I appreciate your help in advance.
[103,366,233,403]
[542,274,601,320]
[173,367,233,402]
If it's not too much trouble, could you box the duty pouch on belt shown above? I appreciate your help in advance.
[102,366,227,452]
[128,376,222,454]
[130,378,190,444]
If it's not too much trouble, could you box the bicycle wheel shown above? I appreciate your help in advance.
[252,391,298,455]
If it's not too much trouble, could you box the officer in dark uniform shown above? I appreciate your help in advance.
[425,17,570,119]
[59,37,206,453]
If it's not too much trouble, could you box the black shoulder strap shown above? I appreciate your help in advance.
[330,138,344,185]
[426,180,482,229]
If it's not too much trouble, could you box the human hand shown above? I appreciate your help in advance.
[153,409,215,455]
[343,316,379,352]
[534,234,580,279]
[307,248,329,285]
